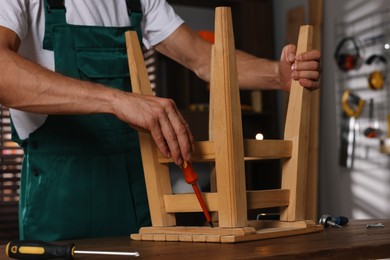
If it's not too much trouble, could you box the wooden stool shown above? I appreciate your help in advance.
[125,6,322,243]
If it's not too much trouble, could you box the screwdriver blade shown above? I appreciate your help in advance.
[74,250,140,257]
[327,220,342,228]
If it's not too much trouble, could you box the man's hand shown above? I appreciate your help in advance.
[115,92,194,166]
[279,44,321,92]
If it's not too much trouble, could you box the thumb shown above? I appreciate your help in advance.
[281,44,296,63]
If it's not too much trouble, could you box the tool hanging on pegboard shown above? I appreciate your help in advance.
[366,54,387,91]
[334,37,363,72]
[342,89,365,117]
[363,98,382,138]
[339,89,365,169]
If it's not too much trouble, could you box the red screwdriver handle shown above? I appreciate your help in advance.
[181,161,198,184]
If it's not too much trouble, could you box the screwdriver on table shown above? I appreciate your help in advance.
[6,240,139,259]
[319,214,349,228]
[180,161,214,228]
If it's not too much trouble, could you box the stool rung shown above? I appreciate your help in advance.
[157,139,292,163]
[164,189,290,213]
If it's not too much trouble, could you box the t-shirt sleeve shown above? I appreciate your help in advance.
[141,0,184,49]
[0,0,29,41]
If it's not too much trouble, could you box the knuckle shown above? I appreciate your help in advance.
[176,124,188,135]
[154,106,165,115]
[153,133,165,144]
[286,44,296,52]
[161,98,175,108]
[314,49,321,58]
[314,71,320,80]
[166,130,177,142]
[313,60,321,70]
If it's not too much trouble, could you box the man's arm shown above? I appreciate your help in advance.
[0,26,193,165]
[155,24,321,91]
[0,27,118,115]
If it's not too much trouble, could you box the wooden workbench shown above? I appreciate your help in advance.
[1,219,390,259]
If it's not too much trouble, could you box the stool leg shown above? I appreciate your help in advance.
[212,7,247,227]
[281,25,314,222]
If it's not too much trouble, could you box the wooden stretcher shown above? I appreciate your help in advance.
[125,6,322,243]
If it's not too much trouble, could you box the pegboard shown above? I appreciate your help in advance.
[334,8,390,168]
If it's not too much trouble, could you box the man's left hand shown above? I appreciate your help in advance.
[279,44,321,91]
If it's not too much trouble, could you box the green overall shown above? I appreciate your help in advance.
[15,0,151,241]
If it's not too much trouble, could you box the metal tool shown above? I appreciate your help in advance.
[339,89,365,168]
[366,223,385,228]
[6,240,139,259]
[180,161,214,227]
[319,214,349,228]
[363,99,382,138]
[341,89,365,118]
[339,113,358,168]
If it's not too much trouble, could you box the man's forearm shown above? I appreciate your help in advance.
[0,48,119,116]
[236,50,280,90]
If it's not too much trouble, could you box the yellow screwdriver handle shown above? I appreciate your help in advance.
[6,240,74,259]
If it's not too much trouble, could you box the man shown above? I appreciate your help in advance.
[0,0,321,241]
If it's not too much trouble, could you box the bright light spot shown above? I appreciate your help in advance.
[255,133,264,140]
[384,43,390,49]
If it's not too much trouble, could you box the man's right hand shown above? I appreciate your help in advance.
[114,92,194,166]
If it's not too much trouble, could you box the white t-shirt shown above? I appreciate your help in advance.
[0,0,184,140]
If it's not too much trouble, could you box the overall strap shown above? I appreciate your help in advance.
[42,0,143,51]
[43,0,66,50]
[126,0,142,35]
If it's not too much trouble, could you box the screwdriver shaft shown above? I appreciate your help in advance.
[192,183,214,227]
[74,250,140,257]
[327,220,342,228]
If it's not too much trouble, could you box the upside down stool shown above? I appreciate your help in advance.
[125,6,323,243]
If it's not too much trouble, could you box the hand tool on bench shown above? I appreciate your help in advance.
[319,214,349,228]
[6,240,139,259]
[180,161,214,227]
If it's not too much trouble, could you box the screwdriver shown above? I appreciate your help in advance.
[180,161,214,227]
[6,240,139,259]
[319,214,349,228]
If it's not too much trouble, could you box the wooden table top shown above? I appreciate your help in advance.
[1,219,390,259]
